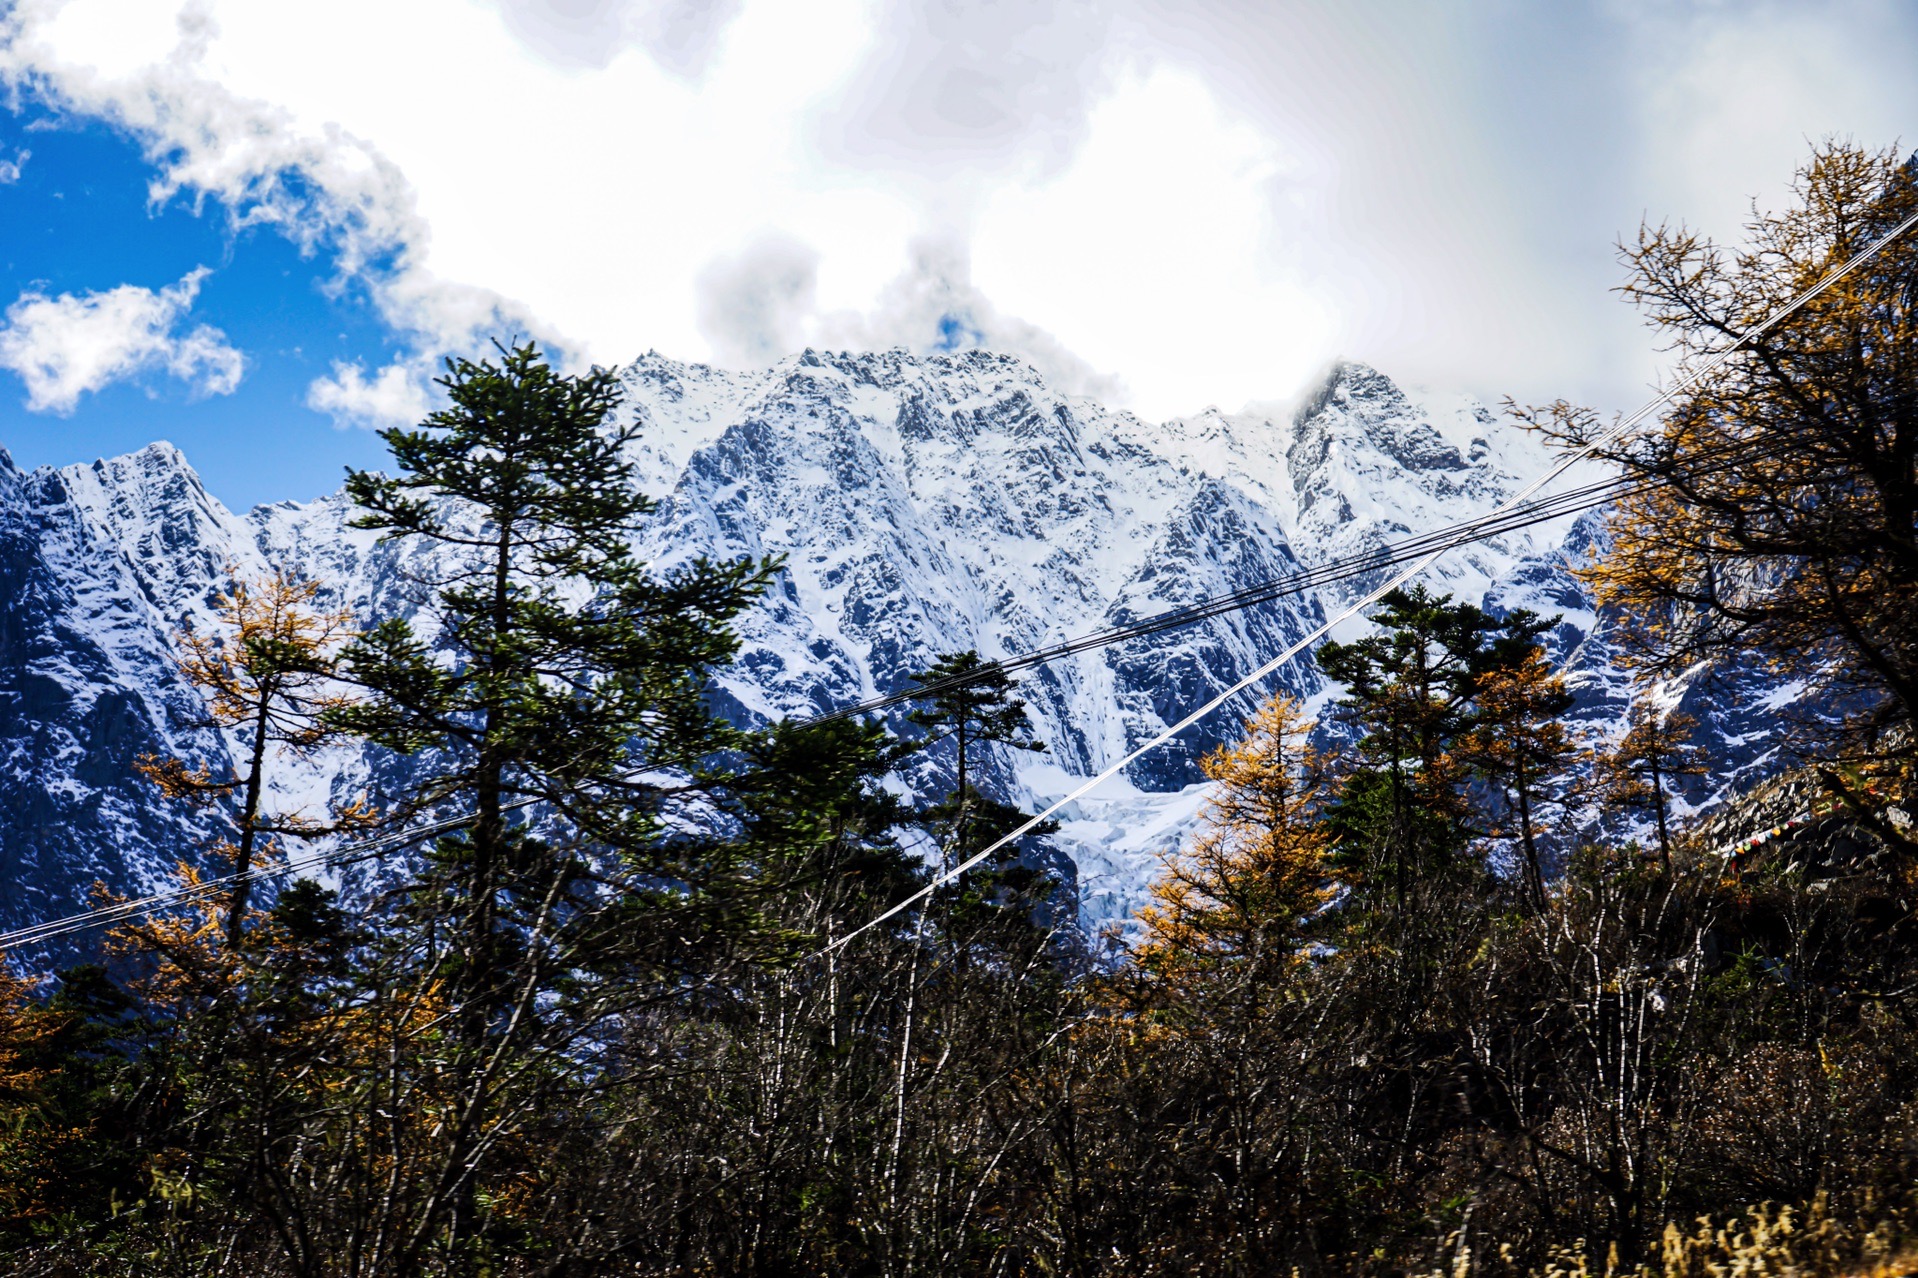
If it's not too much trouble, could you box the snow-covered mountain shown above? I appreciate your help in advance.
[1485,507,1833,841]
[0,350,1788,941]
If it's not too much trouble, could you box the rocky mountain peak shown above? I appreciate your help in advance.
[0,349,1799,938]
[50,440,260,635]
[1290,360,1471,478]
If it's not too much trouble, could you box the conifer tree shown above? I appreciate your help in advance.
[0,966,91,1233]
[904,653,1060,940]
[1125,694,1338,1271]
[1136,694,1336,989]
[906,650,1048,865]
[1518,143,1918,786]
[1316,585,1492,913]
[1466,646,1578,909]
[334,340,778,1271]
[137,570,365,949]
[1597,697,1710,868]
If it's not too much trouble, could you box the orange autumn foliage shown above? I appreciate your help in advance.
[1135,695,1338,991]
[136,570,372,949]
[0,969,89,1228]
[1517,144,1918,781]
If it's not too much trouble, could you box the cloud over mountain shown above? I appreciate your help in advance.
[1,0,1912,430]
[0,268,243,413]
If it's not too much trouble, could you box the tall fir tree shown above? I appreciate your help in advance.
[1596,696,1710,869]
[906,650,1048,869]
[334,341,779,1271]
[1316,586,1493,915]
[1136,694,1337,993]
[1463,618,1578,909]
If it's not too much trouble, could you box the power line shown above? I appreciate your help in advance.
[811,202,1918,956]
[817,406,1849,725]
[0,472,1634,955]
[3,205,1911,956]
[815,436,1789,726]
[809,477,1620,724]
[0,409,1861,952]
[0,812,465,952]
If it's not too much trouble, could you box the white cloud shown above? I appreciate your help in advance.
[491,0,745,77]
[0,0,545,364]
[0,267,244,413]
[1,0,1913,426]
[694,232,1124,400]
[0,0,891,369]
[0,0,1134,406]
[817,237,1124,401]
[305,359,434,429]
[695,234,819,369]
[970,66,1332,416]
[0,148,26,182]
[816,0,1116,184]
[1619,1,1918,238]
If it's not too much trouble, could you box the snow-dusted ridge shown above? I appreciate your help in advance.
[0,350,1794,937]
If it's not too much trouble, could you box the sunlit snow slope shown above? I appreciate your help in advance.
[0,351,1789,937]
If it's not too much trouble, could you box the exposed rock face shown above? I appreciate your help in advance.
[0,447,229,929]
[0,350,1786,937]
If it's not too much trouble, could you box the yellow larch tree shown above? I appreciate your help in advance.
[1466,648,1579,908]
[0,967,87,1230]
[138,569,370,950]
[1136,694,1338,993]
[1595,695,1710,869]
[1516,142,1918,843]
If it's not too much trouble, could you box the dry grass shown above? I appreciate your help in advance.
[1411,1193,1918,1278]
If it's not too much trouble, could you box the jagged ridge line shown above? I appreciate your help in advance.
[0,401,1858,949]
[5,205,1912,954]
[809,422,1844,722]
[832,421,1836,721]
[813,204,1918,956]
[0,476,1632,951]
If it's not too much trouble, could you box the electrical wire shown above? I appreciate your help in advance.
[0,403,1871,951]
[3,204,1911,956]
[810,202,1918,956]
[812,424,1817,727]
[0,473,1642,955]
[0,810,468,951]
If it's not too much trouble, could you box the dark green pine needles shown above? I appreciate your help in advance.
[333,341,781,1270]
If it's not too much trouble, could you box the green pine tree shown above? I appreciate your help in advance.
[1317,586,1495,915]
[906,650,1047,866]
[903,651,1062,951]
[333,340,779,1271]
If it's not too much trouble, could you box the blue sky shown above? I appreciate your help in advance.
[0,105,414,502]
[0,0,1913,513]
[0,105,405,507]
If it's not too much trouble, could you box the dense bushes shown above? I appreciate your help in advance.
[2,652,1912,1275]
